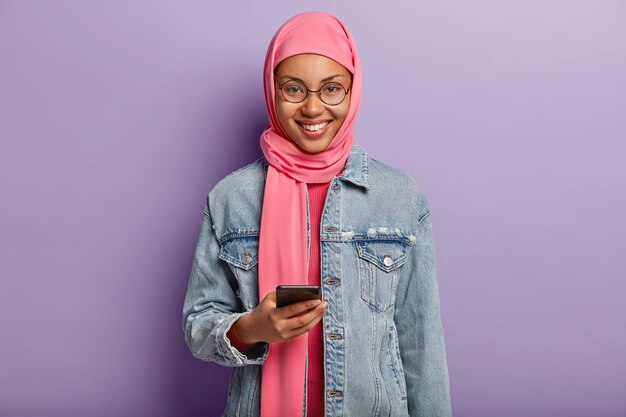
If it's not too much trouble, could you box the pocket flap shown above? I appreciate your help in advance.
[219,235,259,270]
[355,240,411,272]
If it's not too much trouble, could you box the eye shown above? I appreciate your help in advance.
[323,83,343,95]
[283,82,305,96]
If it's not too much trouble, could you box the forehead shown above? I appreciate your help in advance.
[275,53,351,78]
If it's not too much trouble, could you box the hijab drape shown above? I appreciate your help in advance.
[257,11,362,417]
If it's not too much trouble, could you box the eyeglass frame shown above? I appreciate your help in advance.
[273,74,352,106]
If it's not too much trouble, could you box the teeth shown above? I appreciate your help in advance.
[301,121,329,132]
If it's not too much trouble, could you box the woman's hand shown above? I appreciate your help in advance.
[233,291,328,344]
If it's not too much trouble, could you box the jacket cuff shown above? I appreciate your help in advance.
[219,312,269,365]
[227,319,256,353]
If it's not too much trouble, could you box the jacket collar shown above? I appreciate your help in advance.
[338,141,371,189]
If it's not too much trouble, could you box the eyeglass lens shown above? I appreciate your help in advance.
[281,81,347,105]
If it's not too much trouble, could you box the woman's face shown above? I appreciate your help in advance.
[274,54,352,154]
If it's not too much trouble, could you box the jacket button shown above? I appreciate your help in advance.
[332,183,340,190]
[328,333,343,340]
[242,253,253,265]
[328,391,343,397]
[325,226,338,232]
[383,255,393,267]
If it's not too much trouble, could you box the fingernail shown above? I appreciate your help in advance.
[322,301,329,309]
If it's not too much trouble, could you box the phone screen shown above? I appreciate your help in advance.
[276,285,321,308]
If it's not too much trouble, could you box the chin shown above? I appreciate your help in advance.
[291,131,336,154]
[295,139,332,154]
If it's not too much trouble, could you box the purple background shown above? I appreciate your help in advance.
[1,1,625,416]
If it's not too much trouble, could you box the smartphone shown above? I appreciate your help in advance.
[276,285,321,308]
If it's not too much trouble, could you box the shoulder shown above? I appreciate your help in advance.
[208,158,266,202]
[205,158,266,237]
[368,156,430,218]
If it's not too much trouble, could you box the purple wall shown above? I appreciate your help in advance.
[1,1,624,416]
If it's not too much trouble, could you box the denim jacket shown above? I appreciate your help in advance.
[182,141,452,417]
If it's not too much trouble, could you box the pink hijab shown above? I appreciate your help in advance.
[257,11,362,417]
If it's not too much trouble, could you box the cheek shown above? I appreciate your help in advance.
[275,101,292,127]
[333,104,350,125]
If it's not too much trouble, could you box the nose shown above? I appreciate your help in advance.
[300,92,325,116]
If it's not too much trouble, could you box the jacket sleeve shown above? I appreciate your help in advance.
[182,196,269,366]
[394,200,452,416]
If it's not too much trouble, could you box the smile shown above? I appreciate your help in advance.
[298,121,330,132]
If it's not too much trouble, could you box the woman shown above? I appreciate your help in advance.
[183,11,452,417]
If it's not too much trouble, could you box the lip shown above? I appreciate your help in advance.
[296,119,332,125]
[296,120,332,138]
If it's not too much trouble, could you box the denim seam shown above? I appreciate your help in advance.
[370,308,381,417]
[390,324,407,399]
[379,320,392,415]
[355,242,409,271]
[322,235,415,246]
[247,365,258,417]
[236,368,244,417]
[219,230,260,244]
[219,253,258,271]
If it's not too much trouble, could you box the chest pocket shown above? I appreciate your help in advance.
[355,239,412,312]
[219,235,259,311]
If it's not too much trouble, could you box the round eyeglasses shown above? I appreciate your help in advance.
[275,76,351,106]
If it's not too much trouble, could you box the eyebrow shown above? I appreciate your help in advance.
[278,74,346,84]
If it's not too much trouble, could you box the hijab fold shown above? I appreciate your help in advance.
[258,11,362,417]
